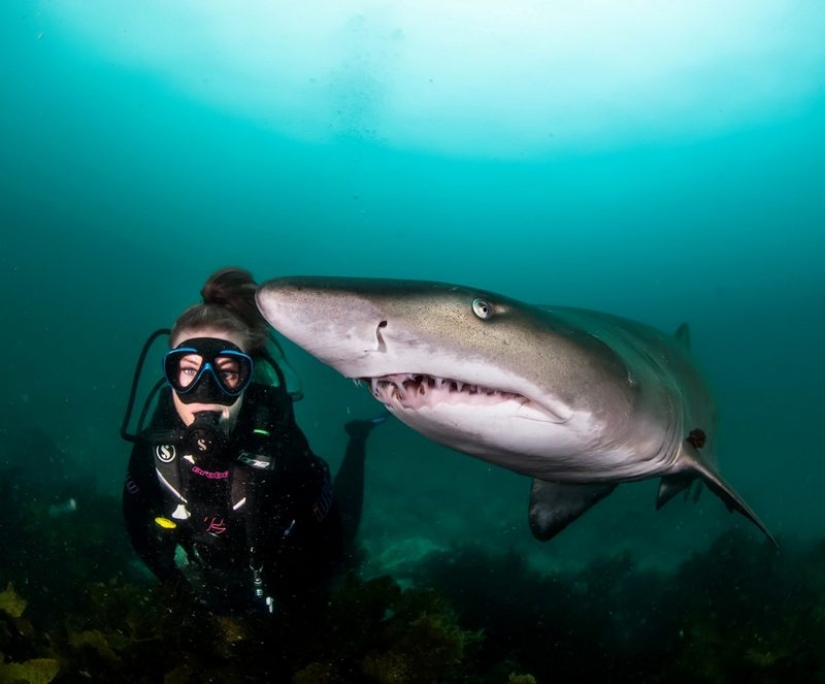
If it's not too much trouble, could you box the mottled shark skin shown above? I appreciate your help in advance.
[256,276,774,545]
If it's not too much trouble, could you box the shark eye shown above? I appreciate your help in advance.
[472,298,494,320]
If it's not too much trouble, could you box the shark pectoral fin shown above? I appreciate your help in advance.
[656,474,696,509]
[682,445,777,547]
[528,479,617,542]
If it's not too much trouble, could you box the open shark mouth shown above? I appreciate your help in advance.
[358,373,528,410]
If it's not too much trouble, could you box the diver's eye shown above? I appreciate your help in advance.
[472,298,494,320]
[220,370,240,389]
[216,358,242,389]
[177,355,203,387]
[177,367,198,388]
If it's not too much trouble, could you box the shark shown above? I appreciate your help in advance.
[256,276,774,545]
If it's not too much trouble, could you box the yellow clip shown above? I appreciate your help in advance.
[154,517,177,530]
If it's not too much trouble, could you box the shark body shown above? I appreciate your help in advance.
[256,276,773,544]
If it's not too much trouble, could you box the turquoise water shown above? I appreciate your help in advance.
[1,2,824,679]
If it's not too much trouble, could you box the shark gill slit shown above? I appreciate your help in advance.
[375,320,388,353]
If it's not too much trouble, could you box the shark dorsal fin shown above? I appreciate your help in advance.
[674,323,691,349]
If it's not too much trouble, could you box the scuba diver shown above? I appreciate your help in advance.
[122,267,385,616]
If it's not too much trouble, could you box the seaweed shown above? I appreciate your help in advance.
[0,657,60,684]
[5,525,825,683]
[358,586,483,683]
[4,450,825,682]
[410,531,825,683]
[0,583,27,619]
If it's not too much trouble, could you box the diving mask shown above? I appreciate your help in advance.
[163,337,254,406]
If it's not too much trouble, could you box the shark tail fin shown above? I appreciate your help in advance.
[679,443,777,547]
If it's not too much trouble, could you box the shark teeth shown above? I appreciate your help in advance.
[364,373,523,408]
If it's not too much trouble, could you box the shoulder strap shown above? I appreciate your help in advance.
[136,388,189,506]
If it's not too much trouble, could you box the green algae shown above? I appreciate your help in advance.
[0,583,26,620]
[0,657,60,684]
[3,456,825,683]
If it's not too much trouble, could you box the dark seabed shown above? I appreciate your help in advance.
[1,1,824,682]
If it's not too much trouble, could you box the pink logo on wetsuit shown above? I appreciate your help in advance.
[204,516,227,535]
[191,466,229,479]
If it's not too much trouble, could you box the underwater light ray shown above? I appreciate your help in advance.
[46,0,825,156]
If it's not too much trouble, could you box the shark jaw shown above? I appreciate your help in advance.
[355,371,605,475]
[358,370,573,426]
[363,372,526,409]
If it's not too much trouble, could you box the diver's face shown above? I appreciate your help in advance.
[169,327,248,428]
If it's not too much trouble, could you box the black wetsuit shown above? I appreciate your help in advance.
[123,383,353,614]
